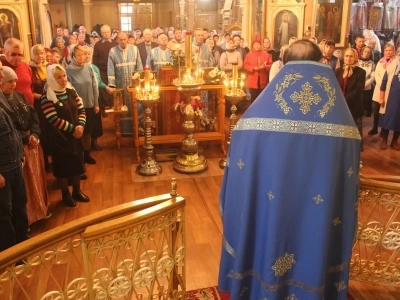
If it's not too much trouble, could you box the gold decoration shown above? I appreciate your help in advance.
[332,217,342,226]
[272,252,296,276]
[290,82,321,114]
[237,159,245,170]
[327,260,350,273]
[268,191,275,201]
[347,167,354,177]
[273,72,303,115]
[313,74,336,118]
[239,286,248,297]
[223,237,236,258]
[285,294,298,300]
[313,194,324,205]
[235,118,361,140]
[228,270,324,293]
[334,281,347,291]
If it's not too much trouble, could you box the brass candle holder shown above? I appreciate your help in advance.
[219,63,246,169]
[135,68,162,176]
[171,31,207,173]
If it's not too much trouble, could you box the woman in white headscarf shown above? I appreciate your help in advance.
[378,47,400,150]
[40,64,89,207]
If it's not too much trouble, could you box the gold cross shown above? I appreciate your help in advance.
[268,190,275,201]
[347,167,353,177]
[290,82,321,114]
[237,159,245,169]
[313,194,324,204]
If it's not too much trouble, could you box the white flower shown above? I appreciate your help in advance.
[174,44,181,49]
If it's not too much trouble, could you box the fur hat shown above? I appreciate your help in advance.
[2,66,18,83]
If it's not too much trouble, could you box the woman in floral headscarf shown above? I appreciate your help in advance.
[335,48,366,149]
[369,43,396,135]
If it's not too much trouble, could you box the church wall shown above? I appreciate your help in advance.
[90,1,118,30]
[48,3,67,34]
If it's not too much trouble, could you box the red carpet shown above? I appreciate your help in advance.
[186,286,354,300]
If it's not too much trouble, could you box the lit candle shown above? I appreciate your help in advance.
[232,63,238,88]
[185,31,192,72]
[144,67,151,91]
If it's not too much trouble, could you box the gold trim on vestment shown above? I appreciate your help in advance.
[272,252,296,276]
[235,118,361,140]
[327,260,350,273]
[227,270,325,293]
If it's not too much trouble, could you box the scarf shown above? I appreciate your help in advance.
[46,64,73,104]
[379,56,395,69]
[342,48,358,78]
[68,45,85,69]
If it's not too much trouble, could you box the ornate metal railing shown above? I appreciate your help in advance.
[350,175,400,286]
[0,179,185,300]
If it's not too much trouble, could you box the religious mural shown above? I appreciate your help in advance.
[0,9,20,48]
[274,10,297,49]
[315,0,343,43]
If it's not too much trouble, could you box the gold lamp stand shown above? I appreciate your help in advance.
[173,85,207,173]
[220,63,246,169]
[136,70,162,176]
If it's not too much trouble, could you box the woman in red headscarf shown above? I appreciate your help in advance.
[243,39,272,103]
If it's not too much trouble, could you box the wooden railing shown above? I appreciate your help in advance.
[350,175,400,286]
[0,179,185,300]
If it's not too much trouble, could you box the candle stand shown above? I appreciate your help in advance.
[135,68,162,176]
[171,31,207,173]
[219,63,246,169]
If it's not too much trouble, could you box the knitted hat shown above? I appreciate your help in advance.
[251,39,261,48]
[2,66,18,83]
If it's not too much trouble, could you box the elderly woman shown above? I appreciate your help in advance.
[358,46,375,117]
[370,43,396,135]
[335,48,366,148]
[0,67,49,223]
[269,44,289,82]
[66,45,99,164]
[243,39,272,103]
[41,64,88,207]
[29,44,50,169]
[378,47,400,150]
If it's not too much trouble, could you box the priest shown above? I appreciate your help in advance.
[218,40,361,300]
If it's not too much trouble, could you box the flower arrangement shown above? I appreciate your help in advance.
[173,95,215,132]
[206,67,226,84]
[170,47,186,72]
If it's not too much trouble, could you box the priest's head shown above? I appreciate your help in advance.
[283,39,322,64]
[117,32,128,49]
[194,28,204,45]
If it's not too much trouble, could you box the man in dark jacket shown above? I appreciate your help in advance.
[136,28,158,67]
[0,61,28,252]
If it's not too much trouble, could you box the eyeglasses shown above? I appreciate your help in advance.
[9,52,23,57]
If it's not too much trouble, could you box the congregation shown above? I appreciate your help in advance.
[0,22,399,254]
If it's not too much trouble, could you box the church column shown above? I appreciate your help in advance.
[39,0,52,47]
[239,0,250,42]
[65,1,73,31]
[82,0,92,31]
[187,0,195,30]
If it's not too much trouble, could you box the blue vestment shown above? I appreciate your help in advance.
[218,61,361,300]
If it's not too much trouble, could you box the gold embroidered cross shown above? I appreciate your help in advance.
[313,194,324,204]
[272,252,296,276]
[237,159,245,169]
[268,190,275,201]
[347,167,353,177]
[290,82,321,114]
[332,217,342,226]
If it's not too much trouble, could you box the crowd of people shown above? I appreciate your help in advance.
[0,22,398,255]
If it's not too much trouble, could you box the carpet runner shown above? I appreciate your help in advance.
[186,286,355,300]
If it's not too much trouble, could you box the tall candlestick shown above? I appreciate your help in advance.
[144,67,150,91]
[185,31,192,72]
[232,63,238,88]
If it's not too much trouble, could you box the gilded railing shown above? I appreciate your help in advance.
[350,175,400,286]
[0,179,185,300]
